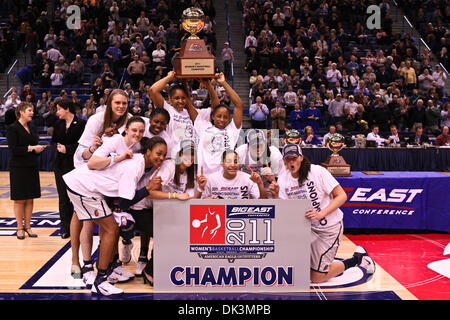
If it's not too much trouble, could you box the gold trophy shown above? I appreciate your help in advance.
[173,8,216,78]
[321,133,351,176]
[283,129,302,146]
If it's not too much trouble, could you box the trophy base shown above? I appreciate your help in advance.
[321,155,352,177]
[174,39,216,78]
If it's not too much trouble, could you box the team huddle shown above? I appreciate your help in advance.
[57,72,375,296]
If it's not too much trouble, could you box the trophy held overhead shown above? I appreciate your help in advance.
[174,8,216,79]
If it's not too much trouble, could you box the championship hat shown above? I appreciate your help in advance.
[282,143,303,158]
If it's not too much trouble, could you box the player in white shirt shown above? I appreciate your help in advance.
[189,73,243,175]
[86,116,145,280]
[149,71,197,147]
[127,138,194,285]
[196,150,267,199]
[142,107,176,159]
[269,144,375,283]
[63,136,165,296]
[236,129,285,198]
[69,89,131,282]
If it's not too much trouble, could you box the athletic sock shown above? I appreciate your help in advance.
[343,256,360,270]
[83,260,92,267]
[139,246,149,259]
[122,238,132,245]
[95,268,108,284]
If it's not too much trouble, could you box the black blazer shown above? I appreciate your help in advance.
[51,115,86,172]
[410,134,430,145]
[6,121,39,168]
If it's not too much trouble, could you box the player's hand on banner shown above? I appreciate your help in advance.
[175,193,191,200]
[305,209,326,221]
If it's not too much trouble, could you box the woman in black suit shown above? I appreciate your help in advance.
[6,102,45,239]
[52,98,86,239]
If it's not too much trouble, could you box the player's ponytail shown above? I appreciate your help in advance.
[297,156,311,185]
[139,136,167,154]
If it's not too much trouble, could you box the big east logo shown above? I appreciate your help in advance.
[190,205,275,262]
[190,205,226,244]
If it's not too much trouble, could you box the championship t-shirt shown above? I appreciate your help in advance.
[277,164,343,228]
[163,100,196,146]
[92,134,141,160]
[160,159,195,197]
[130,159,176,210]
[236,144,285,198]
[63,153,145,200]
[74,111,131,168]
[141,116,177,158]
[202,171,260,199]
[195,117,241,175]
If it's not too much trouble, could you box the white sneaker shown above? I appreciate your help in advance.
[353,245,368,257]
[113,264,135,280]
[91,279,123,296]
[107,269,130,284]
[121,241,133,264]
[82,270,96,288]
[135,258,148,277]
[360,255,376,275]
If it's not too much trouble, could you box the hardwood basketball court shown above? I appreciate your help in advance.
[0,172,448,300]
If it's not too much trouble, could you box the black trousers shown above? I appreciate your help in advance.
[54,167,73,234]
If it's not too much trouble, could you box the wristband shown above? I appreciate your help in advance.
[172,192,177,199]
[88,146,95,154]
[197,187,204,193]
[168,192,171,199]
[110,155,115,166]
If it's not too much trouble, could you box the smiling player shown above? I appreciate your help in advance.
[270,144,375,283]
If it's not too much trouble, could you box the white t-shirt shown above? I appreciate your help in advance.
[92,134,141,160]
[202,171,260,199]
[235,144,285,198]
[63,153,146,200]
[277,164,343,228]
[160,159,195,197]
[130,159,179,210]
[141,116,176,158]
[74,111,130,168]
[195,117,241,175]
[163,100,196,146]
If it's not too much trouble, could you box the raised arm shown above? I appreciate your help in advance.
[216,72,243,128]
[149,70,177,108]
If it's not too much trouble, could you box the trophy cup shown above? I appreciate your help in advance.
[173,8,216,78]
[321,133,351,176]
[283,129,302,146]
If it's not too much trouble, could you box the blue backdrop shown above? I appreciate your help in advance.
[337,172,450,232]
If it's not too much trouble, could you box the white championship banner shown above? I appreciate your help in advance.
[154,199,311,292]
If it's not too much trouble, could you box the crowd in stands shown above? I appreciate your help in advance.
[0,0,448,147]
[241,0,449,146]
[0,0,220,136]
[397,0,449,71]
